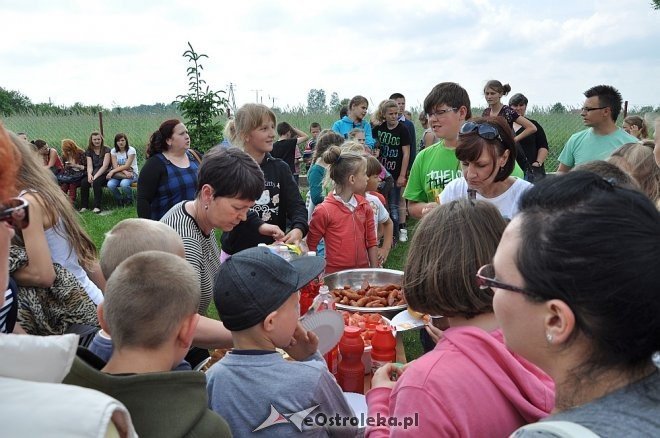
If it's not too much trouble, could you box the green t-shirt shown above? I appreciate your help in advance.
[558,128,638,168]
[404,140,525,203]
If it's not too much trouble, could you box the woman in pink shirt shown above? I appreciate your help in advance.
[366,199,554,437]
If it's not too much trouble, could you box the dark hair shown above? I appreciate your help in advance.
[365,155,382,177]
[339,106,348,118]
[623,115,649,139]
[197,146,264,200]
[516,171,660,376]
[423,82,472,120]
[456,116,516,182]
[31,139,47,150]
[509,93,528,106]
[484,80,512,96]
[584,85,623,122]
[312,131,344,163]
[113,133,130,153]
[87,131,104,151]
[404,199,506,318]
[389,92,405,100]
[309,122,321,130]
[146,119,181,158]
[277,121,293,137]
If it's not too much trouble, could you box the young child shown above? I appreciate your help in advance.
[331,95,376,148]
[206,246,356,436]
[64,251,231,437]
[372,99,411,243]
[221,104,308,257]
[272,121,308,184]
[348,128,368,149]
[307,146,378,274]
[303,122,322,168]
[364,155,393,266]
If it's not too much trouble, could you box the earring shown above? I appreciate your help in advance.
[546,333,553,344]
[204,205,209,210]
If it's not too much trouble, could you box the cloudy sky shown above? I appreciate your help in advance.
[3,0,659,111]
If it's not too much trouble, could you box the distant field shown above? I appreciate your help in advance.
[1,109,601,171]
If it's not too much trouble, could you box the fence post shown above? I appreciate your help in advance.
[623,101,628,119]
[98,111,104,137]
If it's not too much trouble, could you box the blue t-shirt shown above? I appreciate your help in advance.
[558,128,638,167]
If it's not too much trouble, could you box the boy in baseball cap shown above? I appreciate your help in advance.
[206,246,357,436]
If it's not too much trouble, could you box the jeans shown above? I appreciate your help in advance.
[388,185,401,241]
[107,175,137,202]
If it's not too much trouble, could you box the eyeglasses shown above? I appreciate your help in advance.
[476,264,532,296]
[459,121,503,143]
[427,108,457,118]
[580,106,607,113]
[0,198,30,230]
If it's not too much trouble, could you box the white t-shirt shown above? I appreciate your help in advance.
[440,177,531,219]
[110,146,139,175]
[365,192,389,236]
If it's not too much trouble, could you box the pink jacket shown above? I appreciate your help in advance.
[307,193,377,274]
[366,326,555,437]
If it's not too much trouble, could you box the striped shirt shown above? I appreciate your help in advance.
[160,201,219,315]
[1,279,18,333]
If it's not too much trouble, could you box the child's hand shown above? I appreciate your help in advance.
[284,322,319,361]
[258,223,285,240]
[425,321,444,344]
[283,228,303,245]
[377,247,390,266]
[371,362,405,390]
[396,175,407,188]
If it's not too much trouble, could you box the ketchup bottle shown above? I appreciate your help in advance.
[337,326,365,393]
[370,324,396,374]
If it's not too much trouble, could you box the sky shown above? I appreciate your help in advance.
[2,0,660,112]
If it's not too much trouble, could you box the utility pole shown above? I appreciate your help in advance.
[250,89,263,103]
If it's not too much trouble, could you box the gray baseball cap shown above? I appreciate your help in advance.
[214,246,326,331]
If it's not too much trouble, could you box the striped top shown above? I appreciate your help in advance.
[160,201,219,315]
[1,280,18,333]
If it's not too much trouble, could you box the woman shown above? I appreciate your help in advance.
[32,139,64,173]
[137,119,200,220]
[622,115,649,140]
[160,147,283,316]
[366,199,554,437]
[79,132,112,213]
[106,133,139,207]
[509,93,549,181]
[608,142,660,206]
[440,117,532,219]
[11,132,105,305]
[59,139,86,205]
[486,172,660,436]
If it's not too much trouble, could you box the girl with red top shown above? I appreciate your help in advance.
[307,146,378,274]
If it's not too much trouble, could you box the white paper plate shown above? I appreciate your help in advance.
[300,310,344,355]
[343,392,367,426]
[390,309,427,331]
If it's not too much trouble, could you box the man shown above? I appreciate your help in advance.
[557,85,637,172]
[389,93,417,241]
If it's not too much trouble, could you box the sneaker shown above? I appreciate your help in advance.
[399,228,408,242]
[79,208,88,213]
[92,208,102,214]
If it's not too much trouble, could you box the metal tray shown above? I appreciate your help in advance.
[323,268,406,314]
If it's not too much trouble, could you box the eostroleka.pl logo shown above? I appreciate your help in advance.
[254,404,420,432]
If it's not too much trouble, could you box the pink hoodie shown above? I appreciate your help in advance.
[366,326,555,437]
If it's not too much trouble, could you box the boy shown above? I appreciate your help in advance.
[303,122,322,168]
[64,251,231,437]
[207,247,357,437]
[272,121,309,183]
[86,218,234,367]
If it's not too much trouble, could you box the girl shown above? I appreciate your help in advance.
[11,131,105,305]
[366,199,553,437]
[79,131,111,213]
[348,128,368,149]
[306,131,345,217]
[59,139,86,204]
[219,103,306,258]
[32,139,64,173]
[106,133,139,207]
[372,99,410,243]
[482,80,537,148]
[137,119,200,220]
[307,146,378,274]
[331,95,376,148]
[622,115,649,140]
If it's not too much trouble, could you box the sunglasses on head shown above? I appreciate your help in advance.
[459,121,503,143]
[0,198,30,230]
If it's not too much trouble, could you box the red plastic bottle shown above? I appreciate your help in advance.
[337,326,365,393]
[370,324,396,374]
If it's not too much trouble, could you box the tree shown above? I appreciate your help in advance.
[550,102,567,114]
[174,42,228,153]
[0,86,32,116]
[329,92,341,113]
[306,88,327,113]
[653,0,660,10]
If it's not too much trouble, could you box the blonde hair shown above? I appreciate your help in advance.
[100,219,184,279]
[322,146,366,193]
[371,99,398,125]
[341,141,367,154]
[0,124,19,201]
[11,131,97,269]
[227,103,276,150]
[608,142,660,204]
[623,115,649,140]
[104,251,200,349]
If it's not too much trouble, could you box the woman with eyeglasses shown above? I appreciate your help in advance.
[366,199,554,437]
[440,116,532,219]
[484,171,660,436]
[10,131,105,305]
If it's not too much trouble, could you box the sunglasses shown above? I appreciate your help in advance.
[459,121,503,143]
[0,198,30,230]
[476,264,532,296]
